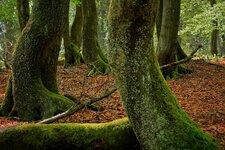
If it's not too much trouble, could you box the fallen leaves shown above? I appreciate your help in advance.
[0,60,224,147]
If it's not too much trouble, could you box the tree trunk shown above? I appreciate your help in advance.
[210,0,218,56]
[17,0,30,31]
[71,5,82,49]
[108,0,218,149]
[97,0,110,50]
[82,0,110,74]
[0,118,139,150]
[64,4,83,66]
[157,0,181,77]
[1,0,30,116]
[5,0,74,121]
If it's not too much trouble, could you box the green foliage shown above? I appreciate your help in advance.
[179,0,225,54]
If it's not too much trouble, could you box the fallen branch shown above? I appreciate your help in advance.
[160,44,203,70]
[37,88,117,124]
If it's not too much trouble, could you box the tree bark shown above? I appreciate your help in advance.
[210,0,218,56]
[71,5,83,49]
[0,118,139,150]
[82,0,110,74]
[64,4,83,67]
[4,0,74,121]
[17,0,30,31]
[157,0,181,77]
[108,0,218,149]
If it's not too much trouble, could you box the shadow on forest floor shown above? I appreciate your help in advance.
[0,59,225,147]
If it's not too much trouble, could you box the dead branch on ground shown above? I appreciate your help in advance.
[160,44,203,70]
[37,88,117,124]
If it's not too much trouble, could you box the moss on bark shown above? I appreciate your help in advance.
[82,0,110,75]
[2,0,75,121]
[108,0,219,149]
[0,118,139,150]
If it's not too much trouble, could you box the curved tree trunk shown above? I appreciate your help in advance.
[17,0,30,31]
[5,0,74,121]
[108,0,218,149]
[82,0,110,75]
[1,0,30,116]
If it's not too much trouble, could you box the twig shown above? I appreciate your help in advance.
[37,88,117,124]
[160,44,203,70]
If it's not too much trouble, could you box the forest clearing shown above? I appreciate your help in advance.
[0,59,225,147]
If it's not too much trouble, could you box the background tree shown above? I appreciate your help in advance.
[179,0,225,56]
[17,0,30,31]
[210,0,218,56]
[108,0,218,149]
[1,0,75,121]
[64,1,83,67]
[97,0,110,51]
[82,0,110,75]
[0,0,19,69]
[157,0,182,77]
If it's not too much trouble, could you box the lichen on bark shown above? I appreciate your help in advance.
[108,0,219,149]
[1,0,75,121]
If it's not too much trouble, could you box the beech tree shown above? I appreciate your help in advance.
[64,3,83,67]
[210,0,218,56]
[1,0,75,121]
[157,0,187,77]
[108,0,218,149]
[82,0,110,75]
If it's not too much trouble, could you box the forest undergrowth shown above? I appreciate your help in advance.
[0,59,224,147]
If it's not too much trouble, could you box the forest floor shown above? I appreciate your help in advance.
[0,59,225,147]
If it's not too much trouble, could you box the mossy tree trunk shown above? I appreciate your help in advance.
[64,4,83,67]
[82,0,110,75]
[17,0,30,31]
[2,0,74,121]
[108,0,218,149]
[0,118,139,150]
[157,0,181,78]
[1,0,30,116]
[210,0,218,56]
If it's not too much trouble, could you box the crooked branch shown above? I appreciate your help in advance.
[160,44,203,70]
[37,88,117,124]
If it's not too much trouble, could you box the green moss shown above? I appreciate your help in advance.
[0,118,139,150]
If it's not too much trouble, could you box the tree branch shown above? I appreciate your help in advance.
[160,44,203,70]
[37,88,117,124]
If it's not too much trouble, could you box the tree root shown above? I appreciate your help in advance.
[0,118,139,150]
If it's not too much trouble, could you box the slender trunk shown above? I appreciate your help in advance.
[82,0,110,74]
[63,2,74,66]
[97,0,110,50]
[17,0,30,31]
[108,0,218,149]
[210,0,218,56]
[71,5,82,49]
[65,4,83,66]
[82,0,98,63]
